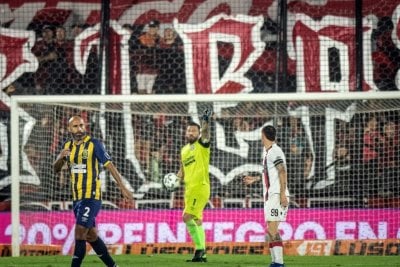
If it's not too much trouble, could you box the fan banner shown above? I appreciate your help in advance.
[2,0,400,92]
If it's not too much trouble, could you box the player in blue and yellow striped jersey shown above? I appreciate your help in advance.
[176,109,212,262]
[53,115,133,267]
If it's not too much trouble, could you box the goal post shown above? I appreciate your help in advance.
[9,91,400,257]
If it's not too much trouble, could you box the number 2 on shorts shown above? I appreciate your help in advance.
[83,207,91,217]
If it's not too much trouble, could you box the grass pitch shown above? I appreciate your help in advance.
[0,254,399,267]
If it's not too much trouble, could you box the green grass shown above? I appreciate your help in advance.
[0,254,399,267]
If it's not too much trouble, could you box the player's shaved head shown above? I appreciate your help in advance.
[68,115,86,141]
[68,115,83,125]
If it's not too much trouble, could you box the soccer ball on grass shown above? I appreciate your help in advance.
[162,173,181,191]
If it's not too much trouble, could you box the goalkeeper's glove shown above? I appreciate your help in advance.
[202,108,212,122]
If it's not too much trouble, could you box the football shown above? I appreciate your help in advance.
[162,173,181,191]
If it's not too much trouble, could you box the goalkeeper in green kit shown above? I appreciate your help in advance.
[176,108,212,262]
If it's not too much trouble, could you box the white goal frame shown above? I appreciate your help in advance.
[10,91,400,256]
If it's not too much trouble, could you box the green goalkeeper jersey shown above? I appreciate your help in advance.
[181,139,210,193]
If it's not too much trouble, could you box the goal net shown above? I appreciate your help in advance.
[7,92,400,256]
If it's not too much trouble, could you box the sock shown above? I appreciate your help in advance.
[198,224,206,254]
[71,240,86,267]
[185,219,202,250]
[89,237,116,267]
[269,243,275,263]
[270,241,283,264]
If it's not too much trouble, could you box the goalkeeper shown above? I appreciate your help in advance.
[176,108,212,262]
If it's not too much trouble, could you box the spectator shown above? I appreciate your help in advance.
[83,45,100,94]
[122,23,139,93]
[49,26,74,94]
[133,111,154,176]
[134,20,161,94]
[149,109,170,183]
[55,26,69,49]
[372,17,400,91]
[159,28,182,48]
[69,23,98,95]
[62,44,85,94]
[153,27,186,94]
[232,117,250,132]
[332,121,352,195]
[70,23,88,39]
[378,120,399,196]
[285,117,308,195]
[160,114,190,176]
[31,24,57,94]
[139,20,161,48]
[362,113,383,195]
[2,81,26,96]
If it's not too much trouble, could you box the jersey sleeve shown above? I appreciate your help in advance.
[270,147,285,167]
[92,139,112,166]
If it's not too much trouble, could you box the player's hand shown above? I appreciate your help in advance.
[202,108,212,122]
[120,186,134,201]
[57,149,70,161]
[280,194,288,208]
[243,175,259,185]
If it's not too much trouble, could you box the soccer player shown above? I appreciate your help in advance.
[176,109,212,262]
[53,115,133,267]
[243,125,289,267]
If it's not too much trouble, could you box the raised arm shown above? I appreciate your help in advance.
[200,108,212,143]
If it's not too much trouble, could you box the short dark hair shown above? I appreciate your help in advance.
[262,125,276,141]
[122,23,133,30]
[188,121,200,130]
[42,24,54,31]
[148,20,160,28]
[71,23,89,29]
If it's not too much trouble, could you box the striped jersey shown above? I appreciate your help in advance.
[262,143,290,200]
[63,135,111,201]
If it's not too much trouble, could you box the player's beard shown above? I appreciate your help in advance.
[186,135,199,144]
[72,132,86,141]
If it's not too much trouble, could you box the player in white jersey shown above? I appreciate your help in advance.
[244,125,289,267]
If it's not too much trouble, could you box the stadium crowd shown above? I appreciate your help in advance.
[0,17,400,211]
[3,16,400,95]
[3,18,296,96]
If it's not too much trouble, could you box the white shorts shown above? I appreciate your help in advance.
[264,194,289,222]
